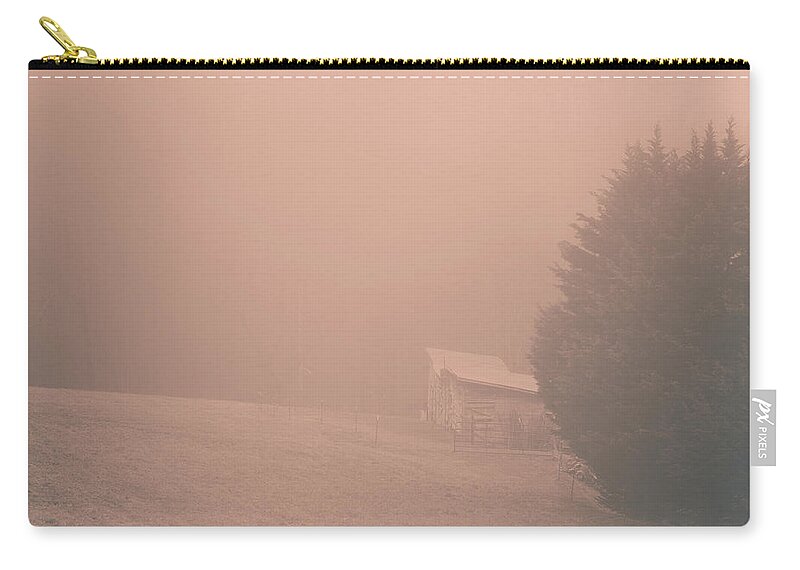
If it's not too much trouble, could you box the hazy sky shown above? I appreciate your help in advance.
[29,70,749,408]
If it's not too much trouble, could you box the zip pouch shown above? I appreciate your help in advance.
[28,17,750,526]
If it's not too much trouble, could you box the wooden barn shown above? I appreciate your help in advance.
[425,348,550,451]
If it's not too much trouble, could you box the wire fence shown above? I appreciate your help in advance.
[452,415,556,454]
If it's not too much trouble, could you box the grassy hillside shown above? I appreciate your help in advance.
[29,386,628,526]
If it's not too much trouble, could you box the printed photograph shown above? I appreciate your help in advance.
[28,70,749,525]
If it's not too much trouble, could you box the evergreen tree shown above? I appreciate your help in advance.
[532,123,749,524]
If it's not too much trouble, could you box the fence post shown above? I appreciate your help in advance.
[453,428,456,452]
[570,472,575,501]
[470,411,474,446]
[373,415,380,446]
[319,401,324,424]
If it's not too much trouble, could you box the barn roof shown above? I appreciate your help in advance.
[425,348,539,394]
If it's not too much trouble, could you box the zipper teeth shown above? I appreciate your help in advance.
[30,57,750,70]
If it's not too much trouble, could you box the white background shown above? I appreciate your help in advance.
[1,1,792,568]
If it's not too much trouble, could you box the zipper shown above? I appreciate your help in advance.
[31,16,749,70]
[38,17,99,65]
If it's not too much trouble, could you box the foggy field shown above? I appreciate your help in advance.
[29,386,627,526]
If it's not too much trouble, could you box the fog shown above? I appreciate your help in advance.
[29,72,748,413]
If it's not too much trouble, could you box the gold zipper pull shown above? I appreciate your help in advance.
[39,16,98,64]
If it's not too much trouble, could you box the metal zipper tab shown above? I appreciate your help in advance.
[39,16,98,65]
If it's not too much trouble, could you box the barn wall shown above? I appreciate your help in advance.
[427,366,545,430]
[462,383,544,426]
[427,366,464,430]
